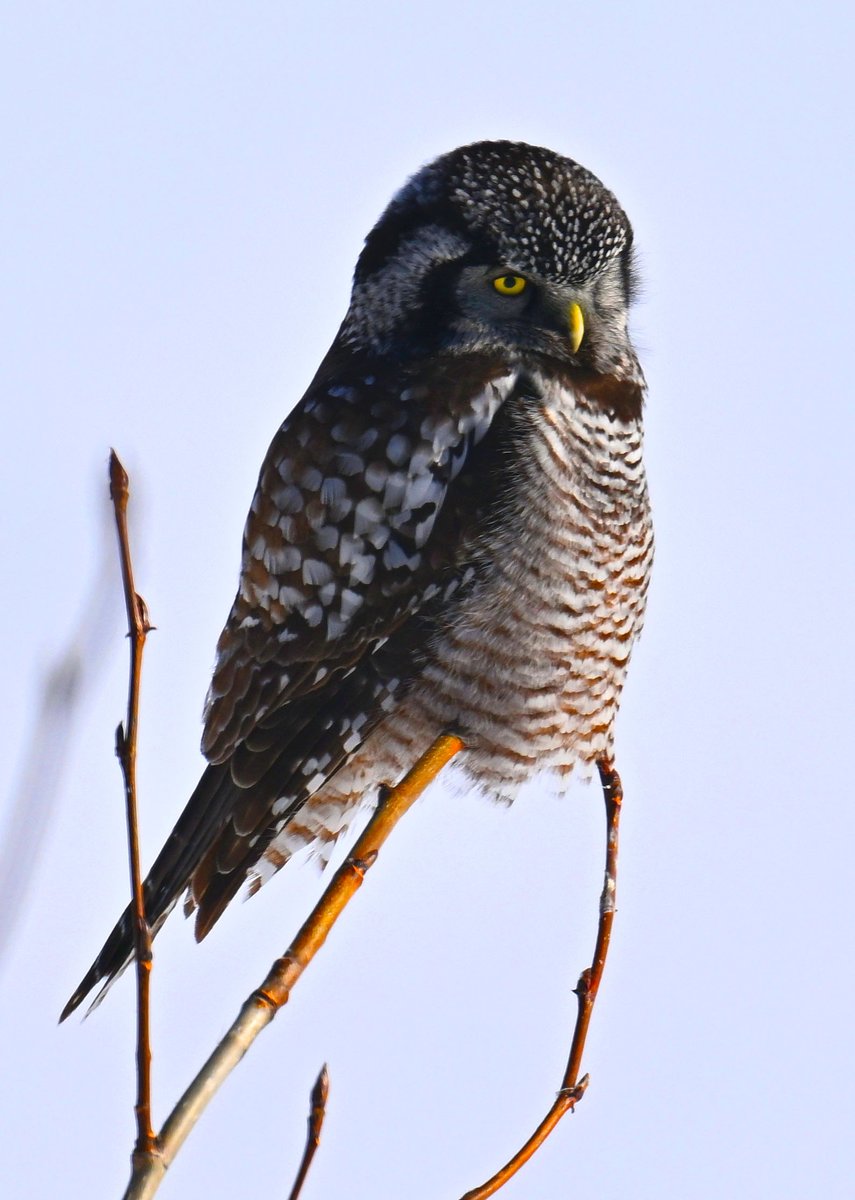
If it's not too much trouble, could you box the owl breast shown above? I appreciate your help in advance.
[320,372,651,814]
[400,370,653,796]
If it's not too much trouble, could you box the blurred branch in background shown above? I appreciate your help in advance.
[0,466,121,970]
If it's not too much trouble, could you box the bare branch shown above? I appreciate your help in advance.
[459,759,623,1199]
[286,1064,330,1200]
[123,732,464,1199]
[109,450,158,1163]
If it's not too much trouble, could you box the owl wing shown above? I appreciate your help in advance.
[202,349,516,765]
[62,350,520,1019]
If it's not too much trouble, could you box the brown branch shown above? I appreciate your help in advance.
[286,1064,330,1200]
[460,758,623,1199]
[123,731,464,1199]
[109,450,158,1164]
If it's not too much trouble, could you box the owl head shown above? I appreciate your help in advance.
[341,140,640,380]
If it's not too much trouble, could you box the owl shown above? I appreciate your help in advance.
[63,140,653,1019]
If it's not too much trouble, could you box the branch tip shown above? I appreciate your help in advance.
[286,1063,332,1200]
[312,1063,330,1110]
[109,449,129,506]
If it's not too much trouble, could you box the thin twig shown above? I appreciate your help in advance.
[286,1064,330,1200]
[460,758,623,1199]
[109,450,158,1164]
[123,732,464,1200]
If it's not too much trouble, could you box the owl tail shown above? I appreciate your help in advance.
[60,667,389,1020]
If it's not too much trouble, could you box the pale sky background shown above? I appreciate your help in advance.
[1,4,853,1198]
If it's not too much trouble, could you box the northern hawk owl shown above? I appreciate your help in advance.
[64,140,653,1018]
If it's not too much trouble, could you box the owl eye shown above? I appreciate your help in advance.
[492,273,528,296]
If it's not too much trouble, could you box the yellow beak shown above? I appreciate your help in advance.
[569,302,585,354]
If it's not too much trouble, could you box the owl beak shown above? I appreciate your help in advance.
[568,303,585,354]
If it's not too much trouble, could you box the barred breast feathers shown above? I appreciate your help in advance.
[369,367,654,801]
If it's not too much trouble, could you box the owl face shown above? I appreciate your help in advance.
[342,140,639,380]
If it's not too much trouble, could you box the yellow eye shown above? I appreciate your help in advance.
[492,273,527,296]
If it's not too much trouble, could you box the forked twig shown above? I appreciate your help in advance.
[460,758,623,1199]
[109,450,158,1164]
[123,732,464,1199]
[286,1064,330,1200]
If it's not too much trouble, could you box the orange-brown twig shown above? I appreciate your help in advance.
[123,731,464,1199]
[460,758,623,1199]
[286,1064,330,1200]
[254,732,464,1010]
[109,450,158,1164]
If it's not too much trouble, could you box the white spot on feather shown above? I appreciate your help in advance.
[386,435,411,466]
[354,497,385,535]
[303,558,334,587]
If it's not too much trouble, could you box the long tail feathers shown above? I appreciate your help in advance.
[60,659,398,1021]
